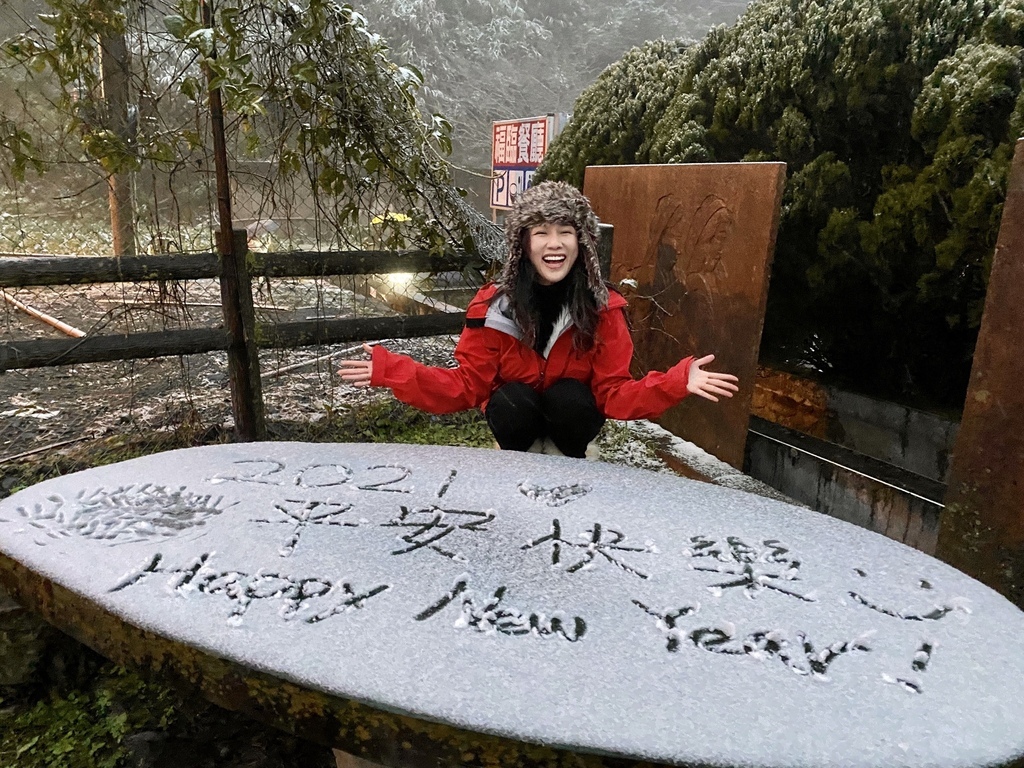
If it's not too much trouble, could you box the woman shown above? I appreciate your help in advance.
[338,181,739,458]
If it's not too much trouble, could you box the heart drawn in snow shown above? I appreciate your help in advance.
[517,481,592,507]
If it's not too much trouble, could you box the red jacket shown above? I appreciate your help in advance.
[370,284,694,420]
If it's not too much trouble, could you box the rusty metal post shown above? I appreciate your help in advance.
[202,0,265,441]
[937,139,1024,608]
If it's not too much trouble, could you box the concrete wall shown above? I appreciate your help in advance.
[825,390,959,484]
[745,417,944,554]
[752,368,959,484]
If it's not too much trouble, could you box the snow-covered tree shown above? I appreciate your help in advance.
[539,0,1024,408]
[353,0,751,167]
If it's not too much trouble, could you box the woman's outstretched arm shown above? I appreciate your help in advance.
[336,329,502,414]
[590,308,738,420]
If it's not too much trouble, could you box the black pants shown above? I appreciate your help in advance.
[485,379,605,458]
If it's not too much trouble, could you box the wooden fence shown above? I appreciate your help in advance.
[0,231,481,441]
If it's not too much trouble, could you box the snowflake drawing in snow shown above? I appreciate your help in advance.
[252,498,358,557]
[683,535,815,602]
[2,485,234,544]
[382,505,495,561]
[111,553,389,626]
[415,577,586,642]
[522,519,656,579]
[849,569,971,621]
[517,481,591,507]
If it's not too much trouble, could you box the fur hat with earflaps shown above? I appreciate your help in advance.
[499,181,609,307]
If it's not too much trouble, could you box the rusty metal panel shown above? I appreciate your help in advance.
[584,163,786,468]
[938,139,1024,609]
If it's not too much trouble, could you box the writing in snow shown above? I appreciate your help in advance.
[106,550,968,694]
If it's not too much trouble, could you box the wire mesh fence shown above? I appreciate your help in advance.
[0,275,474,457]
[0,0,505,464]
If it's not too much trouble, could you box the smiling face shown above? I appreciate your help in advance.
[525,221,579,285]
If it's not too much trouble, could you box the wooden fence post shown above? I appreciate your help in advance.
[219,227,266,441]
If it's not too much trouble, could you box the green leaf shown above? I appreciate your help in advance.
[162,14,187,39]
[291,86,313,111]
[220,5,239,35]
[179,76,202,102]
[16,736,39,756]
[397,65,423,89]
[290,60,318,84]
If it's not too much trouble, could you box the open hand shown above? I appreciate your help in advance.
[337,343,375,387]
[686,354,739,402]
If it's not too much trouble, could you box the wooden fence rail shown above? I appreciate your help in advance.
[0,250,477,287]
[0,246,479,371]
[0,232,483,440]
[0,314,467,371]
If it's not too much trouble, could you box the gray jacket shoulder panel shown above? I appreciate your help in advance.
[484,295,524,340]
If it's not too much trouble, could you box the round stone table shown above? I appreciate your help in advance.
[1,442,1023,768]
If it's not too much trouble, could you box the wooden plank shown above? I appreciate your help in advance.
[257,313,466,349]
[0,253,220,287]
[0,290,86,337]
[0,328,229,370]
[248,250,478,278]
[0,251,479,288]
[0,314,466,371]
[596,223,613,279]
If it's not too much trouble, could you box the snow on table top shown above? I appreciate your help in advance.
[1,442,1022,768]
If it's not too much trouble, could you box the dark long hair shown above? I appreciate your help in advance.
[507,238,600,351]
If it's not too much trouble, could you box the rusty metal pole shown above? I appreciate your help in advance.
[201,0,266,441]
[936,138,1024,608]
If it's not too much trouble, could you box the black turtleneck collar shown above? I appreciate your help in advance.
[534,280,569,353]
